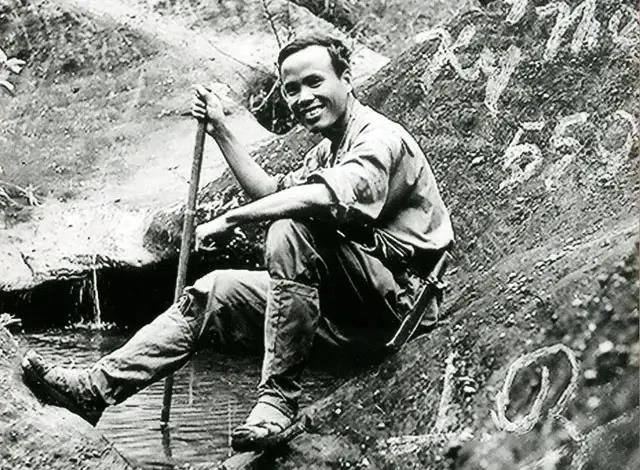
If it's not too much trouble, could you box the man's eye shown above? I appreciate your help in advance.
[283,85,299,96]
[308,78,322,87]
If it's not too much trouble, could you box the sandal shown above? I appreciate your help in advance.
[231,401,294,452]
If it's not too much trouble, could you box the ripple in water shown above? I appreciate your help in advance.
[18,329,339,469]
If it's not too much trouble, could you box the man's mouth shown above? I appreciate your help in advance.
[300,104,323,121]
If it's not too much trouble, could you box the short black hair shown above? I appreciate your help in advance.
[277,34,351,77]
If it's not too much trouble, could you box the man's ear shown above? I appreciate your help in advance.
[341,68,353,92]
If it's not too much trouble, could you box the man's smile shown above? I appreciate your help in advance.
[300,103,324,122]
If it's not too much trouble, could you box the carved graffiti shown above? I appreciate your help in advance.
[382,352,465,456]
[491,344,580,434]
[543,112,589,190]
[416,27,521,115]
[598,109,639,177]
[504,0,637,59]
[536,0,601,61]
[413,1,636,116]
[500,110,638,192]
[478,45,523,116]
[500,119,545,190]
[415,25,478,92]
[607,6,640,49]
[381,342,635,468]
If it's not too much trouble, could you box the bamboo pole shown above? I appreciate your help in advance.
[160,120,206,426]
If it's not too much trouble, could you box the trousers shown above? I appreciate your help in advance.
[89,219,404,417]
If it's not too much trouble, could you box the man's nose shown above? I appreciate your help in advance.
[298,86,314,104]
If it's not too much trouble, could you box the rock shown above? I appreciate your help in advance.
[598,340,615,354]
[587,396,601,409]
[462,385,477,395]
[584,368,598,385]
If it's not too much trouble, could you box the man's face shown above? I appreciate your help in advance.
[280,45,352,135]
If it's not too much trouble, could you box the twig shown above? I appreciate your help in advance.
[261,0,283,49]
[0,180,41,206]
[0,186,19,206]
[0,313,21,328]
[92,255,103,327]
[250,77,281,113]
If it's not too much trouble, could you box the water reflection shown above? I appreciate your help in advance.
[18,329,339,469]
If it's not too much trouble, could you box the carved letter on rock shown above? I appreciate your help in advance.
[536,0,600,62]
[415,25,478,93]
[608,6,640,50]
[478,45,523,116]
[598,110,639,177]
[491,344,579,434]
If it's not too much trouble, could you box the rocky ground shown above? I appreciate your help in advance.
[150,0,639,468]
[1,0,638,469]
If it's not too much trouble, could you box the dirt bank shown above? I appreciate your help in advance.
[169,0,637,467]
[284,0,639,467]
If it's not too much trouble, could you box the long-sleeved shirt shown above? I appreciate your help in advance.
[277,99,454,273]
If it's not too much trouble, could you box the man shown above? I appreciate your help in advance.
[21,34,454,451]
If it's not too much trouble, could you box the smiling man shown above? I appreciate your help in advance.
[22,35,454,451]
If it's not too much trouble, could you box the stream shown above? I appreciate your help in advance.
[17,328,340,469]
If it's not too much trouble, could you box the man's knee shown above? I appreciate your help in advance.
[265,219,321,283]
[190,270,248,309]
[183,270,258,347]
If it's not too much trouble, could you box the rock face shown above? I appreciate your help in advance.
[156,0,637,468]
[0,327,133,469]
[286,0,638,467]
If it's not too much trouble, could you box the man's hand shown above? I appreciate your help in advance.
[191,84,227,133]
[195,214,237,251]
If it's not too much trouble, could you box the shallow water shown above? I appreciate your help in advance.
[18,329,340,469]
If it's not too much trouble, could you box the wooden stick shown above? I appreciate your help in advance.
[160,119,206,426]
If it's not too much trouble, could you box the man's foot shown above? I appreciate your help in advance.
[21,350,106,426]
[231,401,295,452]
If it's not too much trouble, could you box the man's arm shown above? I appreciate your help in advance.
[209,121,278,199]
[192,85,277,200]
[195,183,333,249]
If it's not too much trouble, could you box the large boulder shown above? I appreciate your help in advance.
[196,0,637,467]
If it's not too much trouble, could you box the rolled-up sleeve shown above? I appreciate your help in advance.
[308,127,398,223]
[275,142,327,191]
